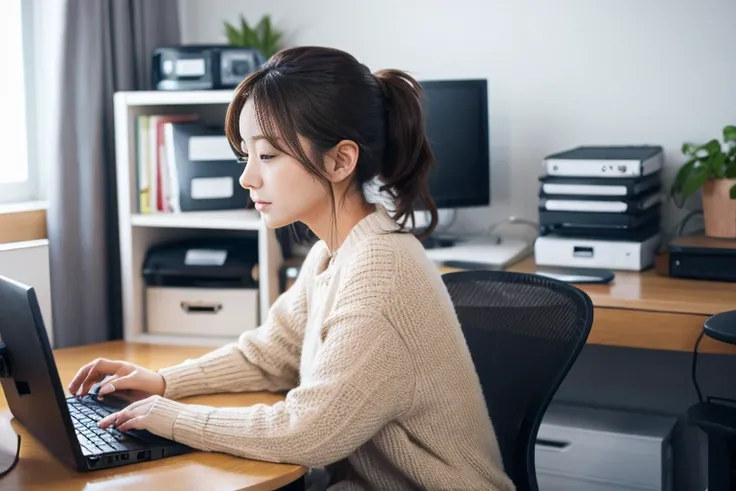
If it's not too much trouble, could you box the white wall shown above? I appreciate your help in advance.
[178,0,736,236]
[0,240,53,344]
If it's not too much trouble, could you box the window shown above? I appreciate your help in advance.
[0,0,35,204]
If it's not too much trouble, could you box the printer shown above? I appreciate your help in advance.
[142,237,259,338]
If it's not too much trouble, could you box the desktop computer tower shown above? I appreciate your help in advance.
[535,403,676,491]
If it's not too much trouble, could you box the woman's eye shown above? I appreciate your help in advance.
[261,154,276,161]
[237,156,248,165]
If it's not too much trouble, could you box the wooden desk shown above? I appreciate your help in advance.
[0,342,306,491]
[440,257,736,355]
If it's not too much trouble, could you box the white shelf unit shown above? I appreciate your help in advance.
[113,90,282,345]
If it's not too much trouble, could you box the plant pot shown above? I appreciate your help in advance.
[702,178,736,238]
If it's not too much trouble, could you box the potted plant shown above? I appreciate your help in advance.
[224,14,284,59]
[672,124,736,238]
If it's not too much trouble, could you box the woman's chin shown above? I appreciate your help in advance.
[260,213,291,230]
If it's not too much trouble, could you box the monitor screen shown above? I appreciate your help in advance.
[420,79,490,209]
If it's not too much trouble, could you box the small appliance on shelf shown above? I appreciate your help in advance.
[142,237,259,338]
[151,44,265,91]
[535,145,665,271]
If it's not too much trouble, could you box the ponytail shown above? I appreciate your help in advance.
[374,69,438,239]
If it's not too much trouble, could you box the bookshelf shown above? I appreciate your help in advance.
[129,209,262,230]
[113,90,282,345]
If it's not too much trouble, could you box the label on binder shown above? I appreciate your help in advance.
[190,176,234,199]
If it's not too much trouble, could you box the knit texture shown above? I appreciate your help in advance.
[148,207,514,491]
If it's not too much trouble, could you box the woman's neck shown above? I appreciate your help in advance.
[305,193,375,254]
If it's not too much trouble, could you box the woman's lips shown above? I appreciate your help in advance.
[253,201,271,212]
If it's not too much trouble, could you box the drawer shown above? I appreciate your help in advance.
[535,403,675,490]
[146,286,258,337]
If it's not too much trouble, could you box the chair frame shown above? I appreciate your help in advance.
[442,270,594,491]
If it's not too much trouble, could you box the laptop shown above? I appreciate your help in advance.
[0,274,193,471]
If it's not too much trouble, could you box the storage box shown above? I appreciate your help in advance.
[535,403,676,491]
[146,286,258,337]
[142,237,259,337]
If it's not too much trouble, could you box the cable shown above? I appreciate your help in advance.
[485,216,539,240]
[691,329,705,403]
[675,210,704,237]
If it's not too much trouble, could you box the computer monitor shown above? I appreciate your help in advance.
[421,79,490,209]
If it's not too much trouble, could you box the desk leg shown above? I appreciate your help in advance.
[708,435,736,491]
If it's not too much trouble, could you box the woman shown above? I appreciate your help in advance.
[69,46,514,491]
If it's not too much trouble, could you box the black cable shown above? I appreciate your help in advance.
[675,210,704,237]
[691,329,705,403]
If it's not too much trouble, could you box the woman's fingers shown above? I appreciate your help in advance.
[97,397,153,429]
[116,416,146,433]
[97,411,120,429]
[68,361,96,394]
[94,374,122,397]
[98,372,138,396]
[69,358,124,396]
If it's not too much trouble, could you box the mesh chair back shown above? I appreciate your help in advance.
[442,270,593,491]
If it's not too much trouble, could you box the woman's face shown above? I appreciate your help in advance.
[237,99,330,230]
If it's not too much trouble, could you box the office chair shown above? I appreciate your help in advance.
[442,270,594,491]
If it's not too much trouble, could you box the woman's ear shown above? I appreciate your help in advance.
[324,140,359,183]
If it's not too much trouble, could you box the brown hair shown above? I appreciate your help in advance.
[225,46,438,240]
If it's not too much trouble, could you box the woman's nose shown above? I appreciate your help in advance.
[239,161,261,190]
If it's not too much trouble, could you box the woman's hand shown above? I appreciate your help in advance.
[68,358,166,399]
[97,395,162,432]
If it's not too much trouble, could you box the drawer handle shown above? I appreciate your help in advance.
[535,438,570,450]
[180,301,223,314]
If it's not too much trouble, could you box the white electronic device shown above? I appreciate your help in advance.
[534,233,661,271]
[544,145,663,178]
[425,237,533,270]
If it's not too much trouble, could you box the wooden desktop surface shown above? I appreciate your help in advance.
[0,342,306,491]
[440,257,736,355]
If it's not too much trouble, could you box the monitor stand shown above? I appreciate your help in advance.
[423,234,533,270]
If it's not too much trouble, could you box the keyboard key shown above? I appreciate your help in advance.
[109,429,128,441]
[69,399,147,456]
[98,443,117,453]
[77,435,101,455]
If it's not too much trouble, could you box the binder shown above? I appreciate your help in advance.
[539,188,662,214]
[163,123,249,212]
[544,145,664,178]
[538,172,661,197]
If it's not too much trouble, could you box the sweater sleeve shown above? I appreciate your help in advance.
[156,246,319,400]
[145,245,415,468]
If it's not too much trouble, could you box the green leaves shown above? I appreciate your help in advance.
[724,125,736,144]
[255,15,283,58]
[673,124,736,199]
[681,164,710,198]
[223,14,284,58]
[673,159,696,195]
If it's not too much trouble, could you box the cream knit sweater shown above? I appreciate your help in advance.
[146,207,514,491]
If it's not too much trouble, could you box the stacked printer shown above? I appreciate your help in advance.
[535,145,664,271]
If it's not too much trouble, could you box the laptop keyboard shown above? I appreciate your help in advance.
[68,399,138,455]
